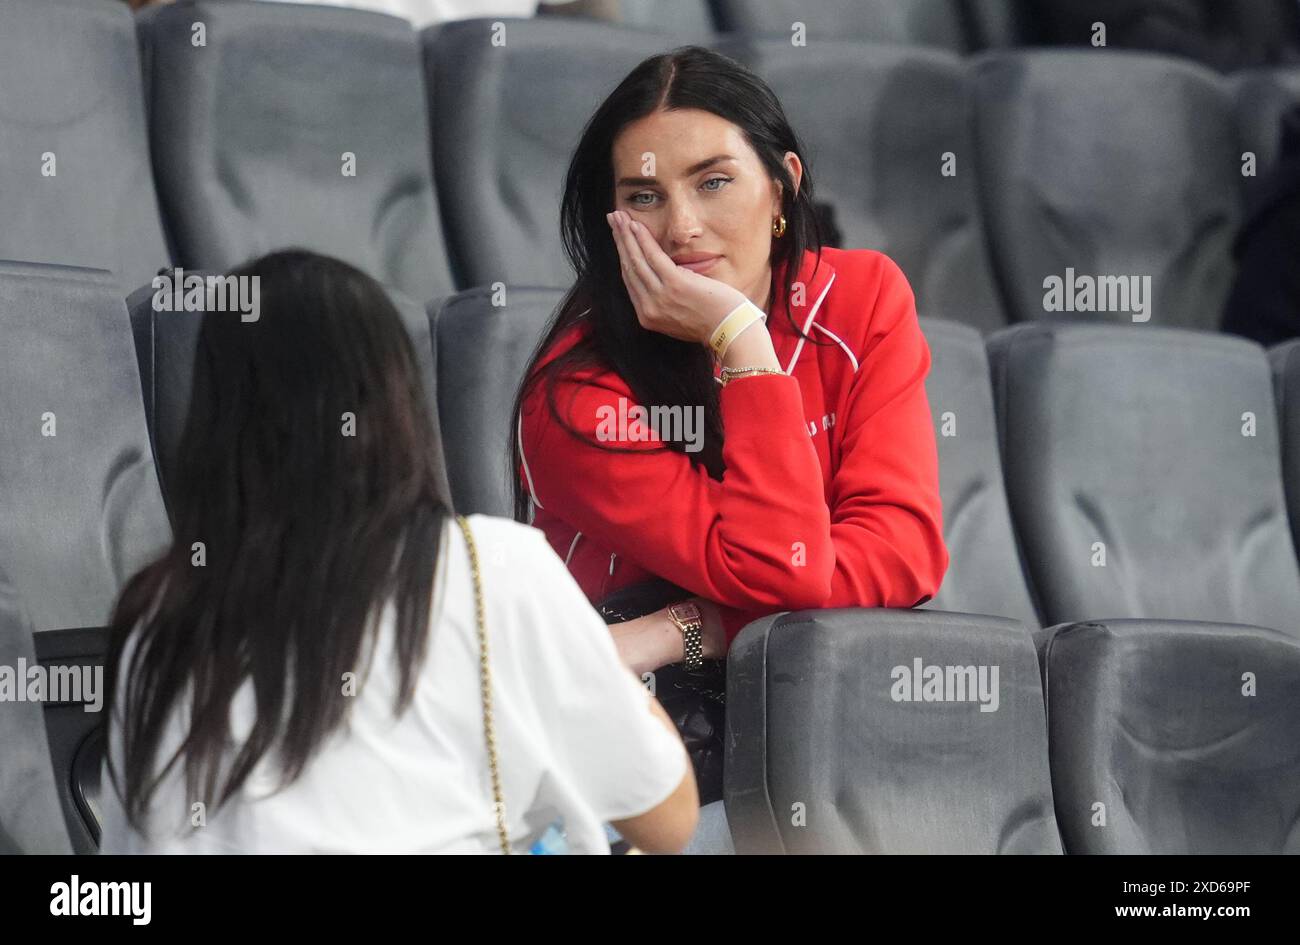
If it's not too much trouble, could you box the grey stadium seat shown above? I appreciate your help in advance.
[126,269,453,512]
[423,18,677,289]
[712,0,969,51]
[1269,339,1300,562]
[0,0,170,290]
[1044,619,1300,853]
[987,321,1300,634]
[138,0,454,303]
[35,627,108,854]
[726,608,1062,853]
[0,565,72,854]
[0,262,172,634]
[614,0,716,35]
[431,287,564,516]
[973,51,1242,332]
[725,40,1006,332]
[919,319,1040,629]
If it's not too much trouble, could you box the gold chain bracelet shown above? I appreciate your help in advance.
[719,366,785,387]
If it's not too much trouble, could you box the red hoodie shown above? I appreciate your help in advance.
[518,246,949,645]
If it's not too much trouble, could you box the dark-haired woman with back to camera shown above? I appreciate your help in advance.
[512,47,949,833]
[97,250,697,854]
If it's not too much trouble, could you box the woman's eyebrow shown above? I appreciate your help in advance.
[615,154,738,187]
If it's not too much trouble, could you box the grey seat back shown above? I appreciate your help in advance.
[726,609,1061,853]
[138,0,454,302]
[973,51,1241,331]
[617,0,715,34]
[988,321,1300,633]
[423,18,676,289]
[0,262,172,633]
[34,627,108,854]
[919,318,1039,628]
[0,0,170,290]
[127,271,452,512]
[0,566,72,854]
[1045,619,1300,853]
[712,0,968,51]
[725,40,1005,332]
[432,287,565,516]
[1269,339,1300,561]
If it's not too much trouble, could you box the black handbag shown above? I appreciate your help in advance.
[596,579,726,806]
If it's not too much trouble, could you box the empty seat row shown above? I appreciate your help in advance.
[723,606,1300,853]
[699,0,1036,53]
[3,0,1299,335]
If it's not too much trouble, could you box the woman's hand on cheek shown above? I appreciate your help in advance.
[606,209,749,346]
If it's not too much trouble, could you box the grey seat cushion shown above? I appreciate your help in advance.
[973,50,1241,331]
[139,1,454,302]
[988,321,1300,633]
[0,0,170,290]
[1044,618,1300,853]
[0,262,171,633]
[726,608,1061,854]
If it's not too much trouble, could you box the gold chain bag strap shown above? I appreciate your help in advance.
[455,514,511,855]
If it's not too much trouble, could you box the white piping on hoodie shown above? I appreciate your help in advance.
[565,531,583,565]
[783,273,837,375]
[518,412,543,511]
[519,313,594,515]
[811,321,859,373]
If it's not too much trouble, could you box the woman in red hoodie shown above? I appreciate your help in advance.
[510,46,949,680]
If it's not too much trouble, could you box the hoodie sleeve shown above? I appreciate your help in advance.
[520,364,836,613]
[714,256,949,643]
[823,256,949,610]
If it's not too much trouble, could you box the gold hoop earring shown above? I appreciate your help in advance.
[772,214,787,238]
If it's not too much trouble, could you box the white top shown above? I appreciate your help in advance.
[255,0,568,30]
[97,514,687,854]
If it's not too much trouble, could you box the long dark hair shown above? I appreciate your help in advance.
[105,250,450,828]
[509,45,831,523]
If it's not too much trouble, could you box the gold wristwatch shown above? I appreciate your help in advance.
[667,601,705,670]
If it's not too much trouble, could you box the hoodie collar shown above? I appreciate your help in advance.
[767,249,836,338]
[766,249,837,374]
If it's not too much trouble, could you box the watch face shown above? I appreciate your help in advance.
[672,601,701,623]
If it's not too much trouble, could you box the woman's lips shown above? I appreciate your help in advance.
[677,256,720,273]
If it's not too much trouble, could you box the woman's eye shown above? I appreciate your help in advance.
[627,177,732,207]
